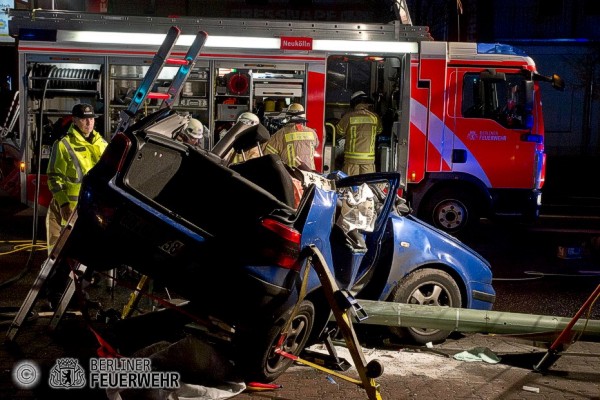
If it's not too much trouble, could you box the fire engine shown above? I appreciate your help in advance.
[5,5,563,235]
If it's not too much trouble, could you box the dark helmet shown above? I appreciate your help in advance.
[71,103,98,118]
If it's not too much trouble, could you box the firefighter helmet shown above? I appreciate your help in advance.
[350,91,369,108]
[237,112,260,126]
[184,118,204,139]
[286,103,306,122]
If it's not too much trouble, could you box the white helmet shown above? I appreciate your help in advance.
[351,91,367,101]
[184,118,204,139]
[237,112,260,126]
[286,103,306,122]
[350,90,369,108]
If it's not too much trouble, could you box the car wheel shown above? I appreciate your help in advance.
[388,268,461,344]
[237,300,315,382]
[419,187,479,236]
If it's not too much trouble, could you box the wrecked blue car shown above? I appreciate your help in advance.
[63,107,495,382]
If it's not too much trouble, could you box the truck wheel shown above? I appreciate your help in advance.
[419,187,479,235]
[237,300,315,382]
[388,268,461,345]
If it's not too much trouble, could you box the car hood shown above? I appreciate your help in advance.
[403,213,491,268]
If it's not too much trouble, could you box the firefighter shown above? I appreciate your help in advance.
[229,112,263,164]
[46,103,108,254]
[44,103,107,310]
[336,91,383,176]
[263,103,318,170]
[177,117,204,148]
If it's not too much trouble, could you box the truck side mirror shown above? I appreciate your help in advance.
[551,74,565,91]
[533,72,565,92]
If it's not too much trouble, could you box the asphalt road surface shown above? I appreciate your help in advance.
[1,191,599,400]
[464,214,600,320]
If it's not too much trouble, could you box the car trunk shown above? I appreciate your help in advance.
[122,132,294,241]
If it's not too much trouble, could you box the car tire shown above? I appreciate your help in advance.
[388,268,461,345]
[237,299,315,382]
[419,187,479,236]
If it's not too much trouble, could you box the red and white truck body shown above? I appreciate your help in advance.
[406,41,561,232]
[5,9,562,234]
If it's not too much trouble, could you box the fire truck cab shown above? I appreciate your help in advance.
[6,8,563,235]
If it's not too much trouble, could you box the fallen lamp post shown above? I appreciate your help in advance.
[348,300,600,339]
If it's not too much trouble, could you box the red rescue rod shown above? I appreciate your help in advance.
[145,52,205,101]
[146,93,170,100]
[550,284,600,348]
[246,382,283,389]
[534,284,600,371]
[165,58,189,65]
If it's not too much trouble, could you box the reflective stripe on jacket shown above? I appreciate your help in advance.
[263,123,318,170]
[336,104,382,164]
[46,125,108,208]
[229,145,262,165]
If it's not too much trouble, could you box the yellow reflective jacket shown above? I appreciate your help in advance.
[336,104,383,164]
[47,125,108,211]
[263,123,318,170]
[229,145,262,165]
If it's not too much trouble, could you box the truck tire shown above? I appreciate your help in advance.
[419,187,479,236]
[388,268,462,345]
[237,300,315,382]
